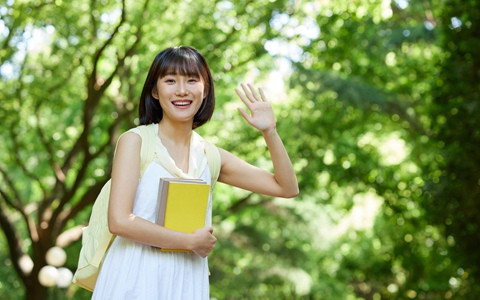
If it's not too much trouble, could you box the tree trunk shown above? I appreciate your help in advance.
[24,279,48,300]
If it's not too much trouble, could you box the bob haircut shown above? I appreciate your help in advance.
[138,46,215,128]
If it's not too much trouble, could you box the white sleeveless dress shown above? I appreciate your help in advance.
[92,125,212,300]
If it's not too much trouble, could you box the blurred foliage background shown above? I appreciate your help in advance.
[1,0,479,299]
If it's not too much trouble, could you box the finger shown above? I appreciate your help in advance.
[259,88,268,102]
[237,107,253,125]
[235,87,251,106]
[247,84,261,102]
[241,83,255,103]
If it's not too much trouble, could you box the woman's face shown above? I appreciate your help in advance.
[152,74,205,124]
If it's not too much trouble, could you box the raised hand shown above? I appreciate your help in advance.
[235,83,276,133]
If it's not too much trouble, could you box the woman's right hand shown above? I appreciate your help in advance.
[190,226,216,257]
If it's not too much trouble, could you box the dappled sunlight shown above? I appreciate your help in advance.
[278,190,383,250]
[267,266,313,296]
[330,191,383,237]
[378,134,408,165]
[358,131,409,166]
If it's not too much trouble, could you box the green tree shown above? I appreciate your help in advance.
[281,0,479,298]
[2,0,479,299]
[423,0,480,296]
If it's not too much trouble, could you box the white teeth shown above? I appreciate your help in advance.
[173,101,191,106]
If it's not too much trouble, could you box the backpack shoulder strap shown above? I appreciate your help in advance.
[136,124,157,176]
[204,141,221,187]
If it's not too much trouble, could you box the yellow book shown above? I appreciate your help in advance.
[156,178,210,252]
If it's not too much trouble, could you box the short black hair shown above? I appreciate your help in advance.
[138,46,215,128]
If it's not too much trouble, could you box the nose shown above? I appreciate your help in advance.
[175,81,188,96]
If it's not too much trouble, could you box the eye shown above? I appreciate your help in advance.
[188,77,198,83]
[164,78,175,83]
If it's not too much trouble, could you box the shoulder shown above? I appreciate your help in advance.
[119,131,142,141]
[116,131,142,152]
[117,124,156,142]
[127,124,156,136]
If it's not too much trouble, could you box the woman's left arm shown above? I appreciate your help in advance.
[217,83,299,198]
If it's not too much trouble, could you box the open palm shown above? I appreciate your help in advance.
[235,83,276,132]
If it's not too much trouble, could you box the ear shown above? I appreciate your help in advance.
[151,87,159,99]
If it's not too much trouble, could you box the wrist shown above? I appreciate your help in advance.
[261,126,277,137]
[184,233,195,251]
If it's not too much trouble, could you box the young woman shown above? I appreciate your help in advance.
[91,46,298,299]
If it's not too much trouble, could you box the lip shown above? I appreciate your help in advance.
[171,99,193,107]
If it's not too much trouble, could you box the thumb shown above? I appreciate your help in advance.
[237,107,252,124]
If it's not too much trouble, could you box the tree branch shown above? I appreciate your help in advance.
[51,0,146,230]
[95,0,147,97]
[89,0,99,41]
[3,52,48,198]
[1,1,56,63]
[0,16,22,61]
[61,0,127,176]
[27,54,88,200]
[0,167,25,211]
[228,193,254,213]
[88,0,126,94]
[0,198,27,285]
[0,168,40,244]
[33,121,61,196]
[55,225,84,248]
[51,115,124,228]
[51,0,150,242]
[59,177,109,228]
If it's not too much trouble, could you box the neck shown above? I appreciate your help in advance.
[157,120,193,146]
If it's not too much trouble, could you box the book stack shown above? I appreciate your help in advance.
[156,178,210,252]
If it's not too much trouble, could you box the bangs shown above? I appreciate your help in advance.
[159,50,203,78]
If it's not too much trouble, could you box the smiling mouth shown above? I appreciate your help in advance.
[172,100,192,107]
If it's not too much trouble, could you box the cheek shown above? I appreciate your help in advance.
[157,85,173,99]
